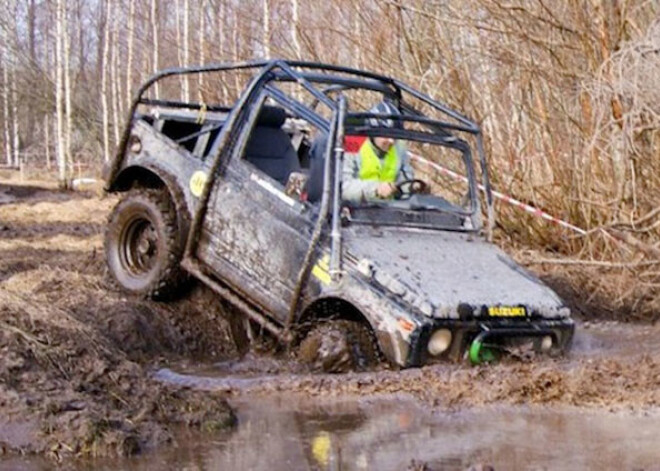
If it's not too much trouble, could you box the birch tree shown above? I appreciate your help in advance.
[183,0,190,99]
[198,0,206,94]
[63,0,72,174]
[150,0,160,98]
[262,0,271,58]
[100,0,111,162]
[1,1,11,166]
[291,0,302,59]
[126,0,136,108]
[55,0,67,186]
[110,1,121,144]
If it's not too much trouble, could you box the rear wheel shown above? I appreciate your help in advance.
[105,189,186,300]
[298,320,379,373]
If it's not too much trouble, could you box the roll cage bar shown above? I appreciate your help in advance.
[108,59,493,228]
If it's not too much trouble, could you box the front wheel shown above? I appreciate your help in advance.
[105,189,186,300]
[298,320,379,373]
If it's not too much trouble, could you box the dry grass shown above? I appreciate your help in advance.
[0,197,114,225]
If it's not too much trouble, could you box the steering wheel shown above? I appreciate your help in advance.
[394,179,429,199]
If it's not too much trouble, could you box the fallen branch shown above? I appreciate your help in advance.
[525,258,660,268]
[607,229,660,259]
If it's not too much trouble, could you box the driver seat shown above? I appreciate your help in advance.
[304,134,367,203]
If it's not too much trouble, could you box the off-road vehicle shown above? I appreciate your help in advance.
[104,60,574,370]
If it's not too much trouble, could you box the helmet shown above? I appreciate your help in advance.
[367,100,400,128]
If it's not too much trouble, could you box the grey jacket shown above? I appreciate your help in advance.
[341,140,414,202]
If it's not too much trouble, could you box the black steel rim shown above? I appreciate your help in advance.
[119,215,158,277]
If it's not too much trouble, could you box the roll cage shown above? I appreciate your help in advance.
[106,59,496,336]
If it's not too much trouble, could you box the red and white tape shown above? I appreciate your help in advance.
[411,155,587,235]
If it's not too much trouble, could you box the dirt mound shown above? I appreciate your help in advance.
[0,181,236,460]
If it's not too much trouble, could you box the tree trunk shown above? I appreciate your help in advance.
[1,0,11,167]
[10,65,19,167]
[263,0,271,58]
[44,114,51,170]
[151,0,160,98]
[76,0,86,82]
[55,0,67,187]
[183,0,190,100]
[198,0,206,95]
[126,0,135,107]
[101,0,111,163]
[291,0,302,59]
[95,0,106,86]
[110,1,121,145]
[28,0,36,61]
[63,0,73,175]
[2,46,10,166]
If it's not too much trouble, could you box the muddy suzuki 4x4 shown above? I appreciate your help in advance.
[104,60,574,371]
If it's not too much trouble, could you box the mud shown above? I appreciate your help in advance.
[0,181,236,460]
[3,178,660,467]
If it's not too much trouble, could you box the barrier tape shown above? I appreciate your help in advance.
[411,154,587,235]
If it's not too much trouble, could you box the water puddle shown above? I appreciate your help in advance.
[7,321,660,470]
[56,395,660,471]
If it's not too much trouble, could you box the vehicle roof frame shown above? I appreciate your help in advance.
[107,59,495,285]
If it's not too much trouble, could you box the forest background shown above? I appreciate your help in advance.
[1,0,659,320]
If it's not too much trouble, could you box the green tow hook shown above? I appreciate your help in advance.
[469,333,496,365]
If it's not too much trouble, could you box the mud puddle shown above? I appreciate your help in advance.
[9,396,660,471]
[152,320,660,395]
[137,320,660,470]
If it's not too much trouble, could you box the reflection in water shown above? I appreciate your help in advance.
[8,322,660,470]
[5,393,660,470]
[79,394,660,471]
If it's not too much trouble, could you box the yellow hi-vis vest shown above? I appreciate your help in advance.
[358,139,400,182]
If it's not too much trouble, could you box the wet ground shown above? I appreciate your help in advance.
[2,178,660,469]
[6,391,660,470]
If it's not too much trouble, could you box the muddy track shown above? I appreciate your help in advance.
[1,179,659,464]
[0,181,236,460]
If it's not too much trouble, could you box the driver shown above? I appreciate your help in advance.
[341,101,415,202]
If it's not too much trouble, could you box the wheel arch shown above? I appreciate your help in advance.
[299,296,369,327]
[298,296,389,359]
[108,165,191,236]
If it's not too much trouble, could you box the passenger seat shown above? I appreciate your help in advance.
[244,106,300,186]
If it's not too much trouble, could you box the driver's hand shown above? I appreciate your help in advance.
[376,182,396,199]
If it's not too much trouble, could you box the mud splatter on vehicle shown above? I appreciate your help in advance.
[104,60,573,373]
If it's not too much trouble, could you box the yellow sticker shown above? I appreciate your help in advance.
[189,171,207,197]
[488,306,527,317]
[312,254,331,285]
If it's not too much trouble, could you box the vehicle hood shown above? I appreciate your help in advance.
[343,226,569,319]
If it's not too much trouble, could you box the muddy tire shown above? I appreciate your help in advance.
[105,189,186,300]
[298,320,379,373]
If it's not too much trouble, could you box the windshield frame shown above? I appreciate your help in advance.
[338,117,482,233]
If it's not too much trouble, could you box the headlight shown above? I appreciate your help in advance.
[427,329,452,356]
[540,335,553,352]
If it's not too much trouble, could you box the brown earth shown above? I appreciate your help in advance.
[2,177,660,465]
[0,180,236,460]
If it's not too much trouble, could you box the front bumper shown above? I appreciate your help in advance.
[407,317,575,367]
